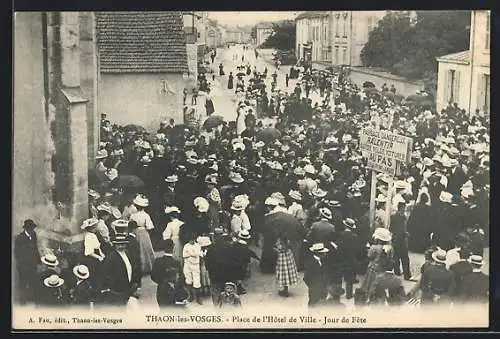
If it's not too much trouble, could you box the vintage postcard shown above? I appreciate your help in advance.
[12,10,489,330]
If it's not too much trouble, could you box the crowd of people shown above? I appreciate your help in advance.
[14,44,489,311]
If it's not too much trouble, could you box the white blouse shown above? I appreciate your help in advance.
[84,232,103,257]
[130,210,155,230]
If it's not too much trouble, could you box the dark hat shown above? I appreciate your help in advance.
[23,219,37,229]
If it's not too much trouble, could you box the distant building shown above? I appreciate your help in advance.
[436,10,490,115]
[255,22,273,46]
[295,11,330,65]
[96,12,189,131]
[330,11,386,67]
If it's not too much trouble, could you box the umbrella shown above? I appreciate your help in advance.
[363,81,376,88]
[264,211,306,241]
[257,127,281,143]
[203,115,225,130]
[110,175,145,190]
[123,124,146,133]
[236,72,246,77]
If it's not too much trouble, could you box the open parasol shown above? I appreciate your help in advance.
[264,211,306,241]
[363,81,376,88]
[236,72,246,77]
[123,124,147,133]
[110,175,145,191]
[257,127,281,143]
[202,115,225,130]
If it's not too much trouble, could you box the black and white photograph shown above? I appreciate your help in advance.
[12,10,490,329]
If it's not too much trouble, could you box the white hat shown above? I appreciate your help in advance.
[111,219,129,231]
[96,149,108,159]
[81,217,99,230]
[312,187,327,198]
[140,155,152,164]
[264,197,280,206]
[374,194,387,203]
[41,253,59,267]
[133,195,149,207]
[394,180,408,190]
[373,227,392,242]
[309,243,329,253]
[288,190,302,201]
[293,167,306,176]
[165,174,179,183]
[230,172,244,183]
[439,191,453,203]
[233,142,246,151]
[196,236,212,247]
[112,149,124,156]
[43,274,64,288]
[342,218,357,229]
[468,255,484,266]
[88,189,101,199]
[319,207,332,220]
[431,249,447,264]
[304,164,316,175]
[238,229,251,240]
[231,199,245,211]
[194,197,209,213]
[165,206,181,214]
[73,265,90,280]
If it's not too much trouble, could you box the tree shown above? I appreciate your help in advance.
[361,11,471,80]
[260,20,296,51]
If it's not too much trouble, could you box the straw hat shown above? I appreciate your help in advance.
[73,265,90,280]
[112,234,129,245]
[264,197,280,206]
[105,168,119,181]
[394,180,408,190]
[439,191,453,203]
[293,167,306,176]
[233,142,246,151]
[196,236,212,247]
[205,174,218,185]
[230,172,244,184]
[43,274,64,288]
[88,189,101,199]
[312,187,327,198]
[374,194,387,203]
[96,149,108,159]
[225,281,237,288]
[309,243,329,253]
[270,192,286,205]
[468,255,484,266]
[133,195,149,207]
[431,249,447,264]
[319,207,332,220]
[165,174,179,183]
[342,218,357,229]
[325,200,341,208]
[288,190,302,201]
[164,206,181,214]
[231,199,245,211]
[304,164,316,175]
[111,219,129,232]
[80,217,99,230]
[194,197,209,213]
[373,227,392,242]
[238,230,251,240]
[422,157,434,167]
[41,254,59,267]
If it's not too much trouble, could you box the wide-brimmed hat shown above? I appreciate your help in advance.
[165,206,181,214]
[288,190,302,201]
[375,194,387,203]
[303,164,316,175]
[205,174,218,185]
[354,179,366,189]
[264,197,280,206]
[97,202,113,214]
[431,249,447,264]
[319,207,332,220]
[41,253,59,267]
[394,180,408,190]
[96,149,108,159]
[449,158,459,167]
[196,236,212,247]
[23,219,37,230]
[373,227,392,242]
[88,189,101,199]
[105,168,119,181]
[133,195,149,207]
[111,219,129,232]
[312,187,327,198]
[112,234,129,245]
[439,191,453,203]
[343,218,357,229]
[231,199,245,211]
[140,155,152,164]
[468,255,484,266]
[309,243,329,253]
[43,274,64,288]
[441,159,452,167]
[230,172,244,183]
[422,157,434,167]
[224,281,237,288]
[194,197,209,213]
[270,192,286,205]
[73,265,90,280]
[238,230,251,240]
[325,200,341,208]
[81,217,99,230]
[165,174,179,183]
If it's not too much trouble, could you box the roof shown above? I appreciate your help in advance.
[436,50,470,65]
[96,12,189,73]
[256,22,273,29]
[295,11,329,21]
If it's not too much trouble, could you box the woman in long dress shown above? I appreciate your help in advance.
[129,195,156,276]
[219,63,225,76]
[198,237,212,297]
[236,107,247,136]
[227,72,234,89]
[274,236,299,297]
[80,218,106,289]
[407,190,433,253]
[205,90,215,116]
[163,207,185,263]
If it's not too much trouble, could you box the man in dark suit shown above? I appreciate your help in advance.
[307,208,336,244]
[303,243,330,307]
[449,248,473,301]
[14,219,40,304]
[336,218,361,299]
[205,230,234,305]
[69,264,94,308]
[447,159,468,196]
[126,220,143,286]
[420,250,454,305]
[390,201,411,280]
[459,255,489,304]
[100,235,141,306]
[368,260,405,306]
[151,239,184,308]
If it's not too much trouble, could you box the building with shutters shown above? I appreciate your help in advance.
[255,22,274,47]
[295,11,330,65]
[96,12,189,132]
[436,10,490,115]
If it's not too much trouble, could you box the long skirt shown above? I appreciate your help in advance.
[200,259,211,296]
[360,265,379,294]
[228,79,234,89]
[260,234,278,274]
[206,99,215,115]
[275,249,299,289]
[136,227,156,275]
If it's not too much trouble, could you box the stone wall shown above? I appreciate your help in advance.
[349,67,425,98]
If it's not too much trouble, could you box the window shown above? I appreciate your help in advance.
[335,46,339,65]
[316,27,320,41]
[446,69,460,104]
[485,12,490,50]
[343,16,348,37]
[342,47,347,65]
[335,15,340,37]
[478,74,490,113]
[324,25,327,41]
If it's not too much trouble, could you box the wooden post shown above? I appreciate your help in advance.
[385,175,394,229]
[369,170,377,230]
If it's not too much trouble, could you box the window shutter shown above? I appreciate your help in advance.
[444,70,450,103]
[477,74,484,111]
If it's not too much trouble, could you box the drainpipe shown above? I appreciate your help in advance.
[467,11,475,115]
[349,12,353,67]
[41,12,50,121]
